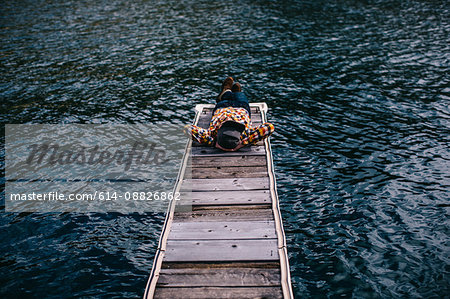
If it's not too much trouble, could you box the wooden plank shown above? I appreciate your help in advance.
[157,268,281,287]
[169,221,276,240]
[190,155,267,167]
[154,286,282,299]
[182,177,269,191]
[163,239,279,262]
[188,166,268,179]
[190,146,265,157]
[161,262,280,269]
[173,208,274,222]
[191,205,270,211]
[177,190,271,206]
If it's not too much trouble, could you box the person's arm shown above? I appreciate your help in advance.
[183,124,214,146]
[241,122,275,145]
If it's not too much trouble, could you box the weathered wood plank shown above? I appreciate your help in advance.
[191,205,270,211]
[173,207,274,222]
[154,286,282,299]
[163,239,279,262]
[190,146,265,157]
[188,166,268,179]
[189,155,267,167]
[157,268,281,287]
[177,190,271,206]
[169,221,276,240]
[161,261,280,269]
[181,177,269,191]
[161,262,280,269]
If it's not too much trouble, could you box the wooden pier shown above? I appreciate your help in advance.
[144,103,293,298]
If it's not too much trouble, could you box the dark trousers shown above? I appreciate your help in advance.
[213,91,251,117]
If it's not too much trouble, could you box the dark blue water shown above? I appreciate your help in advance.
[1,0,449,297]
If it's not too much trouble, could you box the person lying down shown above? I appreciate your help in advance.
[184,77,275,152]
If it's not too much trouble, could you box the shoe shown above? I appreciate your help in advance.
[231,82,241,92]
[218,77,234,101]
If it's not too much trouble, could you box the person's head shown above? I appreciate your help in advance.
[216,121,245,150]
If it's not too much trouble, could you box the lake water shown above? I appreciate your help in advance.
[1,0,449,297]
